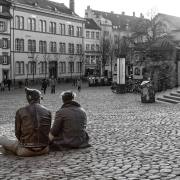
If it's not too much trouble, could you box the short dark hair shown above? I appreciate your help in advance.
[61,91,76,102]
[25,87,42,102]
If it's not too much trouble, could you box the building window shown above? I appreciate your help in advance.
[76,62,82,73]
[28,61,36,75]
[86,31,90,38]
[59,42,66,54]
[39,41,47,53]
[39,61,47,74]
[68,25,74,36]
[77,27,82,37]
[15,16,24,29]
[86,44,90,51]
[91,31,95,39]
[86,56,90,64]
[91,44,95,51]
[68,43,74,54]
[28,40,36,52]
[49,22,56,34]
[96,44,100,51]
[2,56,8,65]
[96,32,100,39]
[28,18,36,31]
[0,21,6,32]
[59,23,65,35]
[2,38,8,49]
[68,61,74,73]
[59,62,66,74]
[0,6,2,13]
[39,20,46,32]
[50,42,57,52]
[91,56,96,64]
[15,39,24,52]
[15,61,24,75]
[76,44,82,54]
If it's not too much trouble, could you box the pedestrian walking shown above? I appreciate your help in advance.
[1,81,5,91]
[77,78,82,92]
[7,79,11,91]
[41,79,48,94]
[50,76,56,94]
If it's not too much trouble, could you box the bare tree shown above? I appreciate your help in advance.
[131,8,168,47]
[101,35,111,76]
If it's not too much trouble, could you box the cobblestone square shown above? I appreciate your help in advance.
[0,84,180,179]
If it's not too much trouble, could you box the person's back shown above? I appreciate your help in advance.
[0,87,52,156]
[49,91,90,149]
[16,103,51,148]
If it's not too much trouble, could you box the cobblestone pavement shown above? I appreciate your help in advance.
[0,84,180,179]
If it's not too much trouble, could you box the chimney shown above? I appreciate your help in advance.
[133,12,135,17]
[69,0,75,12]
[87,5,90,10]
[122,11,125,15]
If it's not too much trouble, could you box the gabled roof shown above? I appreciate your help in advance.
[91,10,143,31]
[156,13,180,30]
[85,18,101,30]
[13,0,79,17]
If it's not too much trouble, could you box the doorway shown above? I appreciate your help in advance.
[2,70,9,80]
[49,61,57,79]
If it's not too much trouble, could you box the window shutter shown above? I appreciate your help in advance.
[8,40,10,49]
[8,56,11,64]
[0,56,2,64]
[0,39,3,48]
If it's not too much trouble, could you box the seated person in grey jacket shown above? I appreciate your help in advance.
[49,90,90,150]
[0,88,51,156]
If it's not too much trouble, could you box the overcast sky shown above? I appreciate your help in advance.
[53,0,180,18]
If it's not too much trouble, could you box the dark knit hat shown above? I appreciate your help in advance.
[25,87,42,101]
[60,90,76,102]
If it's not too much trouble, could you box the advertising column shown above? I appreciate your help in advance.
[117,58,126,93]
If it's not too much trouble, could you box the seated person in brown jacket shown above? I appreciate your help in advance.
[49,90,90,150]
[0,88,51,156]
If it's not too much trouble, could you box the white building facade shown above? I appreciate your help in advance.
[84,18,101,76]
[0,0,11,83]
[8,0,85,83]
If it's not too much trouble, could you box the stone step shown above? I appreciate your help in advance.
[156,97,179,104]
[170,93,180,97]
[163,95,180,101]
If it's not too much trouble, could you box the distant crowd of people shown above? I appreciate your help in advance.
[0,77,82,94]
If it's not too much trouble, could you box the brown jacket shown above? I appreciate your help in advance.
[51,101,89,148]
[15,102,51,148]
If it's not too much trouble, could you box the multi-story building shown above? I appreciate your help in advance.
[84,18,101,76]
[9,0,84,83]
[85,6,144,77]
[0,0,12,83]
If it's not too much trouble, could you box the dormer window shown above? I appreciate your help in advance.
[0,6,2,13]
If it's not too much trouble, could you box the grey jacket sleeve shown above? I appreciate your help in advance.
[15,110,21,140]
[51,110,63,137]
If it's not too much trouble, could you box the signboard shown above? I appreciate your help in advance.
[117,58,125,84]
